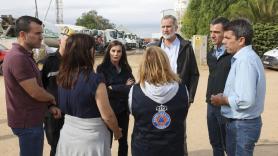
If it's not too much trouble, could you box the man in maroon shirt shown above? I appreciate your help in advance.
[3,16,61,156]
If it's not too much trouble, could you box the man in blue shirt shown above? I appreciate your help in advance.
[210,19,266,156]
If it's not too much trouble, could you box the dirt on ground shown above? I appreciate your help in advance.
[1,51,278,156]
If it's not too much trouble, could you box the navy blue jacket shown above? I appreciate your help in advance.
[130,84,189,156]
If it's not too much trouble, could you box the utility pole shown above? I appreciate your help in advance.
[34,0,39,18]
[56,0,64,24]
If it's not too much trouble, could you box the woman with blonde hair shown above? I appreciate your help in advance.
[129,46,189,156]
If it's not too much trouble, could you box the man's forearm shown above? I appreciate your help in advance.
[31,87,55,103]
[19,78,56,104]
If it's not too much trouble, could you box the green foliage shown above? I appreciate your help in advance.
[181,0,278,56]
[181,0,201,38]
[248,0,278,23]
[181,0,239,38]
[182,0,278,38]
[253,23,278,57]
[76,10,115,30]
[223,1,250,20]
[224,0,278,23]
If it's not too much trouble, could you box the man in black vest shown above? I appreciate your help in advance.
[206,17,231,156]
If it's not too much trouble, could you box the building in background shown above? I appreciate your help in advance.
[155,1,189,39]
[160,9,177,19]
[174,0,189,33]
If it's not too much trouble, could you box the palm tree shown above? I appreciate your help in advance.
[248,0,278,23]
[225,0,278,23]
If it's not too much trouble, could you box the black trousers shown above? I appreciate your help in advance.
[110,110,130,156]
[44,113,64,156]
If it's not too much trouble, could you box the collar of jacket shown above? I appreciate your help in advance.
[155,34,192,55]
[209,47,231,58]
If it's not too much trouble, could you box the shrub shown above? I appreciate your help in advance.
[253,23,278,57]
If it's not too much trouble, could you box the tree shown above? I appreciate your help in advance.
[224,0,278,23]
[253,23,278,56]
[181,0,278,56]
[181,0,239,38]
[76,10,115,30]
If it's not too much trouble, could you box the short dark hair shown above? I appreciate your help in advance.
[211,17,230,28]
[15,16,42,37]
[224,19,253,45]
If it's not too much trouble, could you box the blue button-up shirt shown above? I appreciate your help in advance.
[161,37,180,73]
[214,45,225,59]
[221,45,266,119]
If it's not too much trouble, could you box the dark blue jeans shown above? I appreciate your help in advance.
[207,103,226,156]
[11,125,44,156]
[226,116,262,156]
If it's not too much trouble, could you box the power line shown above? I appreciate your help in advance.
[44,0,53,21]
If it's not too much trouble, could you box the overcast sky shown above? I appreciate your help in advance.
[0,0,175,37]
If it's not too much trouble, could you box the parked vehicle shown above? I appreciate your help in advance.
[43,21,60,48]
[262,47,278,70]
[124,32,136,49]
[95,30,105,53]
[116,30,128,49]
[1,16,60,63]
[0,43,8,75]
[104,29,117,44]
[104,29,127,50]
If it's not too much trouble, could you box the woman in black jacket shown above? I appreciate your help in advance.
[97,40,134,156]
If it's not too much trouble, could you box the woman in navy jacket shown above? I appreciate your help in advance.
[97,40,134,156]
[129,46,189,156]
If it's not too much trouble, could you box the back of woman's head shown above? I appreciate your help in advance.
[101,40,131,71]
[139,46,180,86]
[57,33,96,88]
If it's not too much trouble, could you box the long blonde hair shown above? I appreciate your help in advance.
[138,46,180,86]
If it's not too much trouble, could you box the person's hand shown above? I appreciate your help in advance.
[49,106,62,119]
[126,78,134,85]
[210,93,226,106]
[114,128,122,140]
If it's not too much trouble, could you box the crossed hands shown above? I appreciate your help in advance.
[126,78,135,86]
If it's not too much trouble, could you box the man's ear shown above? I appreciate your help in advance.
[238,37,246,46]
[19,31,26,40]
